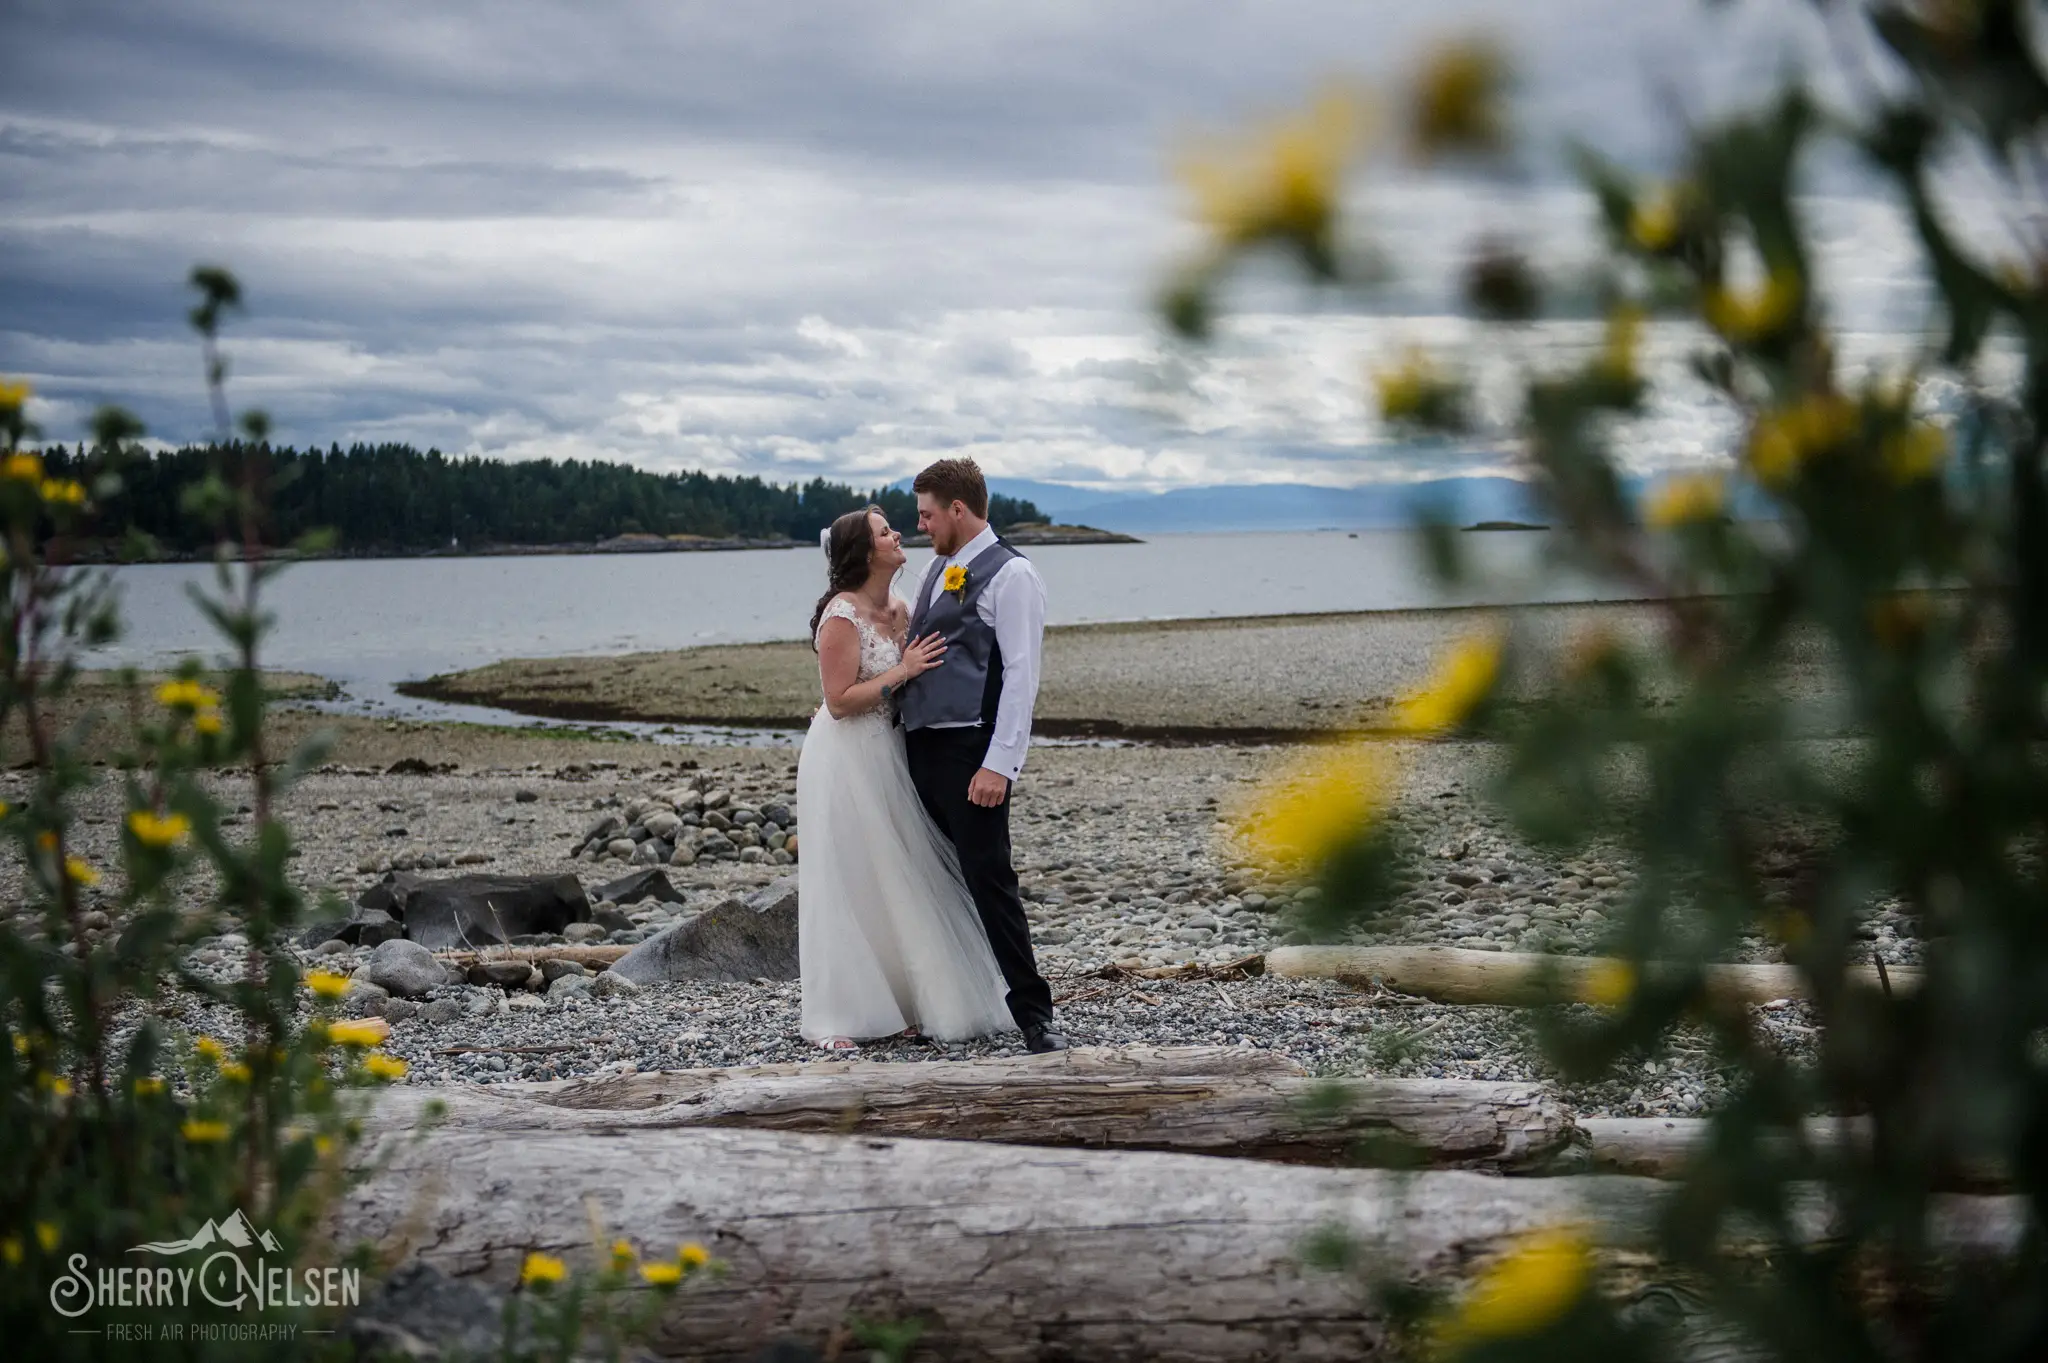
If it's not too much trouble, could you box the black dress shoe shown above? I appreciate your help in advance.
[1022,1024,1069,1054]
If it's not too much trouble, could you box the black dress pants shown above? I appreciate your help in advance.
[903,725,1054,1032]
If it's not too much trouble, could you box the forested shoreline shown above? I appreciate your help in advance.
[34,441,1043,555]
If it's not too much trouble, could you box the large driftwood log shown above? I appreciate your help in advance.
[333,1125,2022,1363]
[367,1046,1577,1170]
[1265,945,1921,1007]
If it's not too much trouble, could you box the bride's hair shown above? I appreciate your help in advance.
[809,504,887,650]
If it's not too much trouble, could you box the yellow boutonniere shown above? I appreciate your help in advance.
[941,564,969,596]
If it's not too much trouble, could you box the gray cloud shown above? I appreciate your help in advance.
[0,0,1939,487]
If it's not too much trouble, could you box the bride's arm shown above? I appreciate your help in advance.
[817,616,946,719]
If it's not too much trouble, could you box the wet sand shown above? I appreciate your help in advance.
[398,599,1837,739]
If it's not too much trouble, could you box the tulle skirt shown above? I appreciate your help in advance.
[796,706,1014,1042]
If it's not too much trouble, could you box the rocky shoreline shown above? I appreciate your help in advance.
[5,717,1909,1124]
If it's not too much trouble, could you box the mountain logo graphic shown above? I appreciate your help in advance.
[127,1208,282,1256]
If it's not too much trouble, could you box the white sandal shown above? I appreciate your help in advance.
[818,1036,857,1052]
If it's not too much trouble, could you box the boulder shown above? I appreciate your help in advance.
[642,810,682,840]
[354,871,591,951]
[540,959,589,982]
[608,876,798,985]
[593,868,688,908]
[365,939,446,1000]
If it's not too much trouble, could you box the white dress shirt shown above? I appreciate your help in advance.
[911,523,1047,782]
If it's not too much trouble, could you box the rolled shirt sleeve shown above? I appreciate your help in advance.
[979,557,1047,781]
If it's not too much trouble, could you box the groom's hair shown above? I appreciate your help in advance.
[912,458,988,518]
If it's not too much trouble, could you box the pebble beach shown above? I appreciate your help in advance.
[9,602,1899,1123]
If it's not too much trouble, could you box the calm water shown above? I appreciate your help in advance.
[82,531,1626,730]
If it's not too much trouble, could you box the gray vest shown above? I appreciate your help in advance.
[898,538,1023,732]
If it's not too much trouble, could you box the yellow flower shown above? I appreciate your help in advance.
[1178,84,1366,248]
[609,1238,636,1271]
[1409,39,1509,159]
[1883,422,1947,483]
[313,1134,335,1157]
[1395,632,1503,736]
[155,679,221,710]
[36,1222,59,1253]
[1234,740,1394,872]
[181,1119,231,1143]
[304,970,352,999]
[1644,472,1726,529]
[2,451,42,481]
[1437,1225,1593,1347]
[679,1242,710,1270]
[1701,271,1802,344]
[326,1019,387,1049]
[941,563,969,594]
[1372,347,1464,428]
[38,479,87,507]
[1745,393,1857,488]
[126,809,191,848]
[0,378,30,411]
[41,1074,72,1098]
[0,1237,19,1266]
[134,1076,164,1096]
[639,1260,682,1287]
[521,1252,567,1287]
[1628,185,1684,252]
[363,1052,408,1081]
[1598,305,1644,383]
[193,1036,225,1063]
[0,801,9,818]
[194,710,224,736]
[219,1061,252,1083]
[35,831,56,852]
[64,857,99,887]
[1577,959,1635,1007]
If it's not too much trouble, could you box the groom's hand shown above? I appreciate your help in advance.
[967,767,1010,807]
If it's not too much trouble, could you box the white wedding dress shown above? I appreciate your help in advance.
[797,597,1014,1043]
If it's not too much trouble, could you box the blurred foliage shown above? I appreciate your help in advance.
[1186,2,2048,1359]
[1,271,723,1359]
[26,441,1043,558]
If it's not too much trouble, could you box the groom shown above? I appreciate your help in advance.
[897,457,1066,1053]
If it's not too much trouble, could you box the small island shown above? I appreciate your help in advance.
[907,522,1140,547]
[1460,520,1549,532]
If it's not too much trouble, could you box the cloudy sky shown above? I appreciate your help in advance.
[0,0,1952,492]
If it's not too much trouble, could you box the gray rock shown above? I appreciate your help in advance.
[540,958,590,982]
[594,905,636,933]
[314,938,352,957]
[507,992,548,1012]
[703,788,730,810]
[631,840,662,866]
[594,867,689,907]
[548,973,595,1000]
[593,969,643,999]
[608,876,798,985]
[467,960,533,989]
[562,922,608,945]
[418,998,463,1024]
[365,939,445,999]
[347,1259,522,1361]
[573,813,622,855]
[605,838,636,860]
[668,845,698,867]
[380,998,418,1023]
[355,871,592,950]
[642,810,682,840]
[344,981,390,1015]
[515,789,540,804]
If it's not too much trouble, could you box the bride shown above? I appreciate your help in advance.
[797,504,1015,1050]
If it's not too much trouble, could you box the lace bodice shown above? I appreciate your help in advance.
[817,596,903,683]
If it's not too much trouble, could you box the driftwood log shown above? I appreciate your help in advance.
[333,1122,2022,1363]
[430,944,631,969]
[1580,1116,2010,1191]
[1265,945,1921,1007]
[367,1046,1577,1170]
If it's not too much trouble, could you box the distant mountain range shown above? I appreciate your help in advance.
[892,474,1780,534]
[961,476,1545,533]
[129,1207,283,1256]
